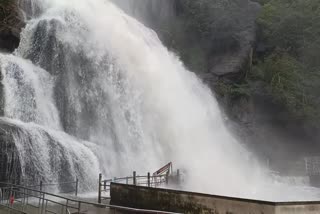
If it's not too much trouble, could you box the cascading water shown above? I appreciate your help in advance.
[0,0,319,200]
[0,54,100,190]
[1,55,60,129]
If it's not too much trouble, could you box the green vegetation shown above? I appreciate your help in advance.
[253,0,320,124]
[254,52,319,120]
[211,0,320,128]
[251,0,272,5]
[215,0,320,128]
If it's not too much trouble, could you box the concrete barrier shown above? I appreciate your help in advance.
[276,202,320,214]
[110,183,320,214]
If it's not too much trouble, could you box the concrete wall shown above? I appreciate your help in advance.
[110,183,275,214]
[276,202,320,214]
[110,183,320,214]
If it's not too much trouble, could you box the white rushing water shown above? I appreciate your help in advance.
[0,0,319,200]
[1,54,61,130]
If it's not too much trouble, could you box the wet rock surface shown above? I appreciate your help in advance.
[0,120,21,184]
[0,1,24,52]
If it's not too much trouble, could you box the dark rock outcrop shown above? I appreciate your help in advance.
[0,1,25,52]
[207,1,260,78]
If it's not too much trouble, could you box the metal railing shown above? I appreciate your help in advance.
[0,182,183,214]
[109,205,183,214]
[17,179,79,196]
[0,183,84,214]
[0,162,183,213]
[98,169,181,203]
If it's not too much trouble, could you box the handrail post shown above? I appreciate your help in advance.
[22,187,26,211]
[9,185,12,207]
[39,180,43,211]
[98,173,102,204]
[37,190,41,212]
[75,178,79,197]
[41,192,46,214]
[104,180,107,191]
[44,200,48,214]
[166,172,169,185]
[133,171,136,186]
[5,187,8,206]
[66,199,69,214]
[147,172,150,187]
[177,169,180,183]
[26,188,29,207]
[78,201,81,214]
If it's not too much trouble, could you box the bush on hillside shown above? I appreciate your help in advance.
[251,0,320,125]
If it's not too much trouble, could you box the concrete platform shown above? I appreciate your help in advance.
[111,183,320,214]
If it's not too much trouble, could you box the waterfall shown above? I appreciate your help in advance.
[1,54,61,130]
[0,0,319,200]
[0,54,100,190]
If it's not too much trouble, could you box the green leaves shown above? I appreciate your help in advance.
[263,54,304,113]
[253,0,320,124]
[257,0,320,55]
